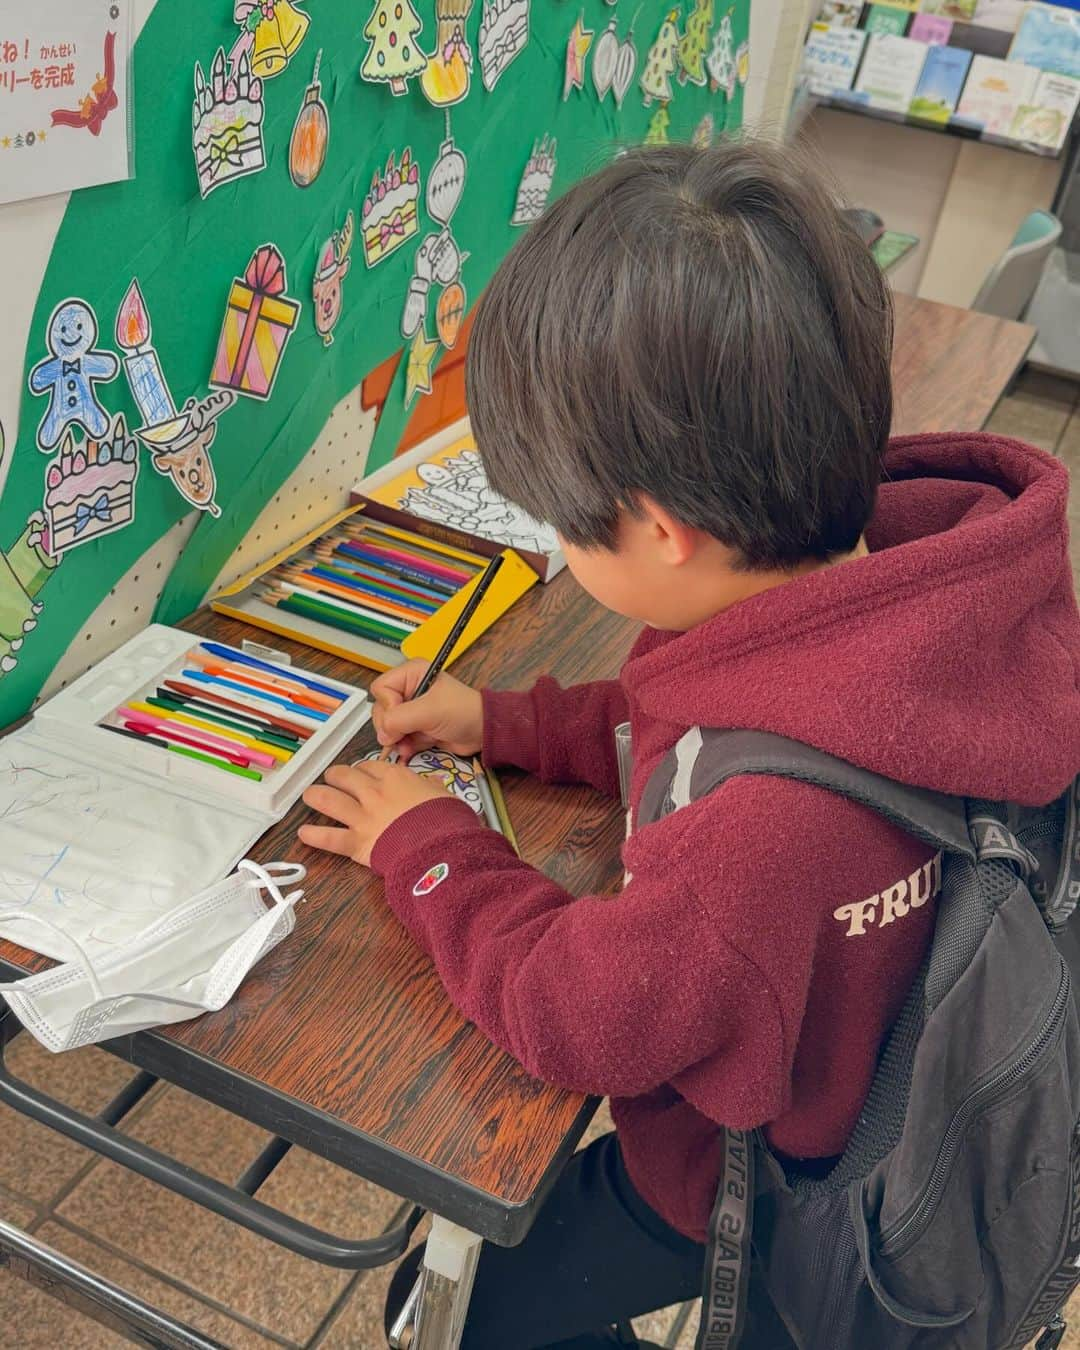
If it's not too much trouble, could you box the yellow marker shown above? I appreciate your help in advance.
[126,701,294,762]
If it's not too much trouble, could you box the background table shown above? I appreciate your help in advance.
[0,295,1036,1254]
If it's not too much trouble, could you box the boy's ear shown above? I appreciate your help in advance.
[635,494,701,566]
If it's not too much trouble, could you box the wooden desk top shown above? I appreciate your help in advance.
[0,294,1034,1246]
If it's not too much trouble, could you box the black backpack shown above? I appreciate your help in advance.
[636,728,1080,1350]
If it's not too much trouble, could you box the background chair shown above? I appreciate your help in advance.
[971,210,1062,320]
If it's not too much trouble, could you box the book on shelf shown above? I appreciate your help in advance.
[852,33,929,110]
[352,429,566,582]
[921,0,977,20]
[1009,3,1080,80]
[956,52,1040,132]
[910,12,954,40]
[801,24,868,94]
[865,5,912,35]
[909,43,973,119]
[817,0,864,26]
[971,0,1026,32]
[1009,68,1080,146]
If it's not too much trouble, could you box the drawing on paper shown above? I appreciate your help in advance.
[364,747,483,814]
[28,298,120,451]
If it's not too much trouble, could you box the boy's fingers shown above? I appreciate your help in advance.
[298,823,356,857]
[372,660,430,705]
[379,698,436,741]
[303,782,364,825]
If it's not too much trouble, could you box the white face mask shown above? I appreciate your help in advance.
[0,860,305,1053]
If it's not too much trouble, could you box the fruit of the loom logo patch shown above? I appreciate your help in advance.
[413,862,450,897]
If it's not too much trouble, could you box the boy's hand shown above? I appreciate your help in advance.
[371,659,484,760]
[299,761,453,867]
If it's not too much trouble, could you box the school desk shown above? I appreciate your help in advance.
[0,295,1035,1349]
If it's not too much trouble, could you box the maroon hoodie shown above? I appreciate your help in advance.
[371,433,1080,1242]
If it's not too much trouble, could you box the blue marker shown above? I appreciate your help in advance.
[181,669,330,722]
[198,642,347,702]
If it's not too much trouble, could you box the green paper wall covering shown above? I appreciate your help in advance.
[0,0,747,725]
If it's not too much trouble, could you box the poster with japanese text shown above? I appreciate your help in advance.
[0,0,132,206]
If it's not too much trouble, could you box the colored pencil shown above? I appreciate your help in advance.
[162,679,315,739]
[180,669,331,721]
[335,538,471,587]
[120,706,280,768]
[276,569,421,629]
[378,555,504,759]
[105,723,263,781]
[186,655,339,713]
[152,692,301,751]
[485,764,519,855]
[133,700,292,763]
[343,520,485,568]
[472,758,502,833]
[305,555,443,612]
[198,642,346,702]
[258,588,404,651]
[312,544,458,599]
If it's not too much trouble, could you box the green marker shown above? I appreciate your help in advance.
[166,742,263,781]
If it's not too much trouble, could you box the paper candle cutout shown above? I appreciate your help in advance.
[232,0,310,79]
[28,298,119,452]
[422,0,475,105]
[115,279,179,439]
[361,0,428,96]
[313,212,354,348]
[678,0,714,86]
[289,50,329,188]
[436,282,466,349]
[211,244,301,401]
[564,14,594,100]
[406,329,440,406]
[193,48,265,199]
[707,12,736,96]
[50,30,119,137]
[43,418,139,557]
[642,10,681,105]
[511,136,556,226]
[144,391,235,517]
[479,0,530,91]
[362,149,421,268]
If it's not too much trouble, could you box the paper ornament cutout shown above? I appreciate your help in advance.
[144,390,235,517]
[361,0,428,96]
[422,0,475,106]
[593,17,638,106]
[644,104,670,144]
[479,0,530,91]
[403,129,469,341]
[707,12,736,97]
[50,30,119,137]
[692,111,715,146]
[29,299,119,452]
[563,14,594,100]
[511,136,556,226]
[290,50,329,188]
[427,132,468,227]
[736,40,749,86]
[678,0,713,86]
[362,149,421,268]
[0,511,58,679]
[193,48,265,199]
[211,244,301,402]
[42,418,139,557]
[436,282,466,349]
[363,748,484,815]
[313,212,354,348]
[406,329,440,406]
[641,9,681,106]
[231,0,310,79]
[114,279,181,445]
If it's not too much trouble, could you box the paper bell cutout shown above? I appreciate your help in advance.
[210,244,301,402]
[232,0,310,80]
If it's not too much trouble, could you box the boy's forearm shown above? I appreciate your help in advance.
[482,677,629,797]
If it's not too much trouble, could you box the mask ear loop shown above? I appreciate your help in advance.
[237,859,306,909]
[0,912,105,1001]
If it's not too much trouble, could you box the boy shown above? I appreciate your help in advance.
[300,142,1080,1348]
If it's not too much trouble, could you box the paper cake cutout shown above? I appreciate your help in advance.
[564,14,594,100]
[211,244,301,402]
[511,136,556,226]
[193,48,265,200]
[313,212,354,348]
[43,418,139,557]
[29,298,119,452]
[362,149,421,268]
[289,50,330,187]
[422,0,475,105]
[479,0,530,91]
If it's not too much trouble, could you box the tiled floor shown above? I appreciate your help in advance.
[4,367,1080,1349]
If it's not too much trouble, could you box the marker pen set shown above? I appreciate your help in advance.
[211,507,538,673]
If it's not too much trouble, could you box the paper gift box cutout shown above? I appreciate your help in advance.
[210,244,301,401]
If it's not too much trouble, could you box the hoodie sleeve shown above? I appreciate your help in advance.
[370,789,795,1118]
[482,677,629,799]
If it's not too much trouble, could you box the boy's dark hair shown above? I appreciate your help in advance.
[466,141,894,569]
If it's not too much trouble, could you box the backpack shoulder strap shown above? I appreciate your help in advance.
[639,727,975,860]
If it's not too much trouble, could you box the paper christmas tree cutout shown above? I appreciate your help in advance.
[707,10,736,97]
[678,0,713,86]
[641,10,680,106]
[644,103,671,143]
[361,0,428,95]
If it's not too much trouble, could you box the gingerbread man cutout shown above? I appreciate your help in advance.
[29,299,119,451]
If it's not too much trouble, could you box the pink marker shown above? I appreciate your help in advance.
[117,707,276,768]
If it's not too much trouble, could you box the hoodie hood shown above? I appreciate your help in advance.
[623,433,1080,805]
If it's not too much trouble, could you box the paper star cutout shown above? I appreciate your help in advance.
[37,130,46,141]
[0,137,10,149]
[405,329,440,407]
[563,14,594,100]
